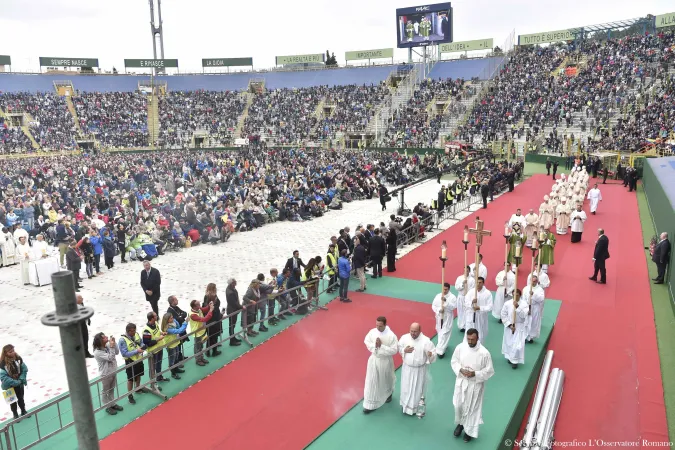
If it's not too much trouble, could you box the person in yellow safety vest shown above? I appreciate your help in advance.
[118,323,146,405]
[189,300,214,366]
[326,243,338,293]
[160,312,188,380]
[445,185,455,206]
[142,312,169,389]
[455,181,463,202]
[470,175,478,195]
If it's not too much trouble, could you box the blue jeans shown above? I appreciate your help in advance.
[258,299,267,322]
[167,346,180,374]
[339,277,349,300]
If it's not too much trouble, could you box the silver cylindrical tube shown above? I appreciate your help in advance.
[542,370,565,450]
[532,368,559,448]
[521,350,554,448]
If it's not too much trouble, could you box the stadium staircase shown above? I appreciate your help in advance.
[367,67,419,141]
[434,80,484,146]
[147,94,160,147]
[551,56,570,77]
[20,112,41,151]
[234,92,254,137]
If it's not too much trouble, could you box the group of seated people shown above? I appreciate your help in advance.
[0,117,33,154]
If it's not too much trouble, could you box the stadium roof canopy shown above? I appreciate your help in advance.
[568,16,654,38]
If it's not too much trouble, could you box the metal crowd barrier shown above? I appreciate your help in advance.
[0,280,331,450]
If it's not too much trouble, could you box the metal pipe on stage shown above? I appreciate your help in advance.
[541,370,565,450]
[530,368,560,450]
[521,350,554,448]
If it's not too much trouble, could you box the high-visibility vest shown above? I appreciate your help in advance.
[121,333,143,361]
[446,189,455,202]
[164,326,181,349]
[326,252,337,276]
[455,184,462,196]
[189,309,207,339]
[471,176,478,187]
[431,199,438,209]
[143,323,164,353]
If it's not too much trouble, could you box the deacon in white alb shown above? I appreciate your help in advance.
[15,236,32,285]
[31,234,52,259]
[0,227,18,266]
[455,266,475,332]
[463,277,493,344]
[469,254,488,280]
[432,282,457,359]
[501,288,529,369]
[570,203,587,244]
[587,183,602,215]
[451,328,495,443]
[492,263,515,322]
[522,276,545,343]
[527,263,551,294]
[363,316,398,414]
[399,323,436,416]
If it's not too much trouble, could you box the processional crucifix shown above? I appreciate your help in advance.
[466,217,491,323]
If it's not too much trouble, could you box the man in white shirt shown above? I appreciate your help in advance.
[451,328,495,443]
[455,266,475,332]
[363,316,398,414]
[432,283,457,359]
[587,183,602,215]
[463,277,493,344]
[398,323,436,416]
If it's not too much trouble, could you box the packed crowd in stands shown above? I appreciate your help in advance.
[72,92,149,148]
[319,83,390,137]
[0,117,33,154]
[242,88,325,144]
[456,31,675,153]
[0,92,78,150]
[384,78,467,148]
[159,90,247,148]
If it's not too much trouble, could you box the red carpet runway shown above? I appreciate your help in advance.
[388,174,669,444]
[100,293,435,450]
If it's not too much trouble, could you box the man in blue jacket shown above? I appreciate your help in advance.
[338,249,352,303]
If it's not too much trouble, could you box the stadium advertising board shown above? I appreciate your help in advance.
[439,38,493,53]
[518,29,574,45]
[124,59,179,68]
[396,3,453,49]
[275,54,325,65]
[655,12,675,28]
[0,55,10,65]
[202,57,253,67]
[39,57,98,67]
[345,48,394,61]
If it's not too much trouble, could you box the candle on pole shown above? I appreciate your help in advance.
[503,223,511,305]
[440,240,448,313]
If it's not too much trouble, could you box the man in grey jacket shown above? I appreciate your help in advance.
[256,273,276,332]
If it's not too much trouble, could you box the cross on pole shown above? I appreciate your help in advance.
[468,217,491,323]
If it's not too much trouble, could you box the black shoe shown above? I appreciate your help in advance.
[157,376,170,382]
[112,404,124,411]
[652,277,660,281]
[460,329,465,333]
[588,277,597,281]
[463,433,472,442]
[212,350,222,356]
[259,325,269,332]
[85,353,94,358]
[438,353,445,359]
[343,298,352,303]
[597,280,606,284]
[453,425,464,437]
[230,339,242,346]
[175,368,185,373]
[171,374,181,380]
[128,395,136,404]
[512,363,518,369]
[106,407,118,415]
[386,394,392,403]
[371,275,378,279]
[655,281,664,284]
[498,319,502,324]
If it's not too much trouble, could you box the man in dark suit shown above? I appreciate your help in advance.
[65,239,83,292]
[652,232,671,284]
[480,182,489,209]
[77,294,93,358]
[589,228,610,284]
[141,261,162,314]
[369,228,386,278]
[284,250,305,272]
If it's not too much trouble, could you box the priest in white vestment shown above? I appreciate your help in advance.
[16,236,32,285]
[432,283,457,358]
[399,323,436,416]
[508,209,527,232]
[463,277,493,344]
[13,227,29,244]
[539,196,554,230]
[522,276,545,343]
[455,266,475,332]
[0,228,18,266]
[527,264,551,292]
[587,184,602,214]
[570,204,587,243]
[363,317,398,413]
[523,209,539,247]
[31,235,51,259]
[469,254,488,280]
[501,288,529,368]
[555,199,570,235]
[451,329,495,442]
[492,264,515,321]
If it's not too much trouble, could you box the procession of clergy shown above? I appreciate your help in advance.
[361,166,603,443]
